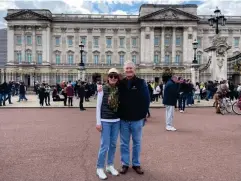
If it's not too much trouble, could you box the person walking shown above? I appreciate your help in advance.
[45,83,51,106]
[78,81,86,111]
[96,68,120,180]
[66,82,74,106]
[38,83,46,107]
[163,76,179,131]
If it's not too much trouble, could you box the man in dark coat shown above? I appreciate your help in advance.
[163,76,179,131]
[78,81,86,111]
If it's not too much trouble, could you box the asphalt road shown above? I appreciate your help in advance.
[0,108,240,181]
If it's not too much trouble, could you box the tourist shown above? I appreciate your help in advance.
[38,83,46,107]
[66,81,74,106]
[195,82,201,103]
[97,61,149,175]
[78,81,86,111]
[96,68,120,180]
[45,83,51,106]
[17,82,28,102]
[178,78,188,113]
[118,61,149,175]
[163,75,179,131]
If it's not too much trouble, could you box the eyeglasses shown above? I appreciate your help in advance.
[109,75,118,79]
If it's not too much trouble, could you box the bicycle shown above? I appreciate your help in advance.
[232,98,241,115]
[218,97,232,115]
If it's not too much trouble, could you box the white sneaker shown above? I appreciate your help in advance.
[96,168,107,180]
[106,165,119,176]
[166,126,177,131]
[180,110,184,113]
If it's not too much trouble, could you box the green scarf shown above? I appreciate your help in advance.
[107,85,119,112]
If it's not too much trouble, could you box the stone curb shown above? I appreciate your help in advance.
[0,106,214,109]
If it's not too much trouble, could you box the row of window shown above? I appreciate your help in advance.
[15,52,202,65]
[16,35,42,46]
[15,35,241,49]
[153,54,202,64]
[154,36,182,46]
[16,52,43,64]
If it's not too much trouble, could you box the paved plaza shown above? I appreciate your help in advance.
[2,95,214,108]
[0,108,240,181]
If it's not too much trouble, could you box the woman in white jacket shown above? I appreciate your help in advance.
[153,84,161,102]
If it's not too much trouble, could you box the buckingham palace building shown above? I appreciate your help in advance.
[2,4,241,85]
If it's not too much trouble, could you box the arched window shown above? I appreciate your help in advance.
[154,51,160,64]
[175,51,182,64]
[106,51,112,65]
[164,52,170,65]
[118,51,125,65]
[67,50,74,65]
[197,51,203,64]
[93,50,100,64]
[131,51,139,64]
[25,49,32,63]
[55,50,61,65]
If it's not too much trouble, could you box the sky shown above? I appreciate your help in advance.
[0,0,241,29]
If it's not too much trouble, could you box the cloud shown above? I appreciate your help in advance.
[0,0,241,29]
[112,10,128,15]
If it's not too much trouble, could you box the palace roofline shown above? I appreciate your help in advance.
[139,4,198,12]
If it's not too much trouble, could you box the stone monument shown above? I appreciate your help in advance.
[204,35,231,81]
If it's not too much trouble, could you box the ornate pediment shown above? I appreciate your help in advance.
[139,8,199,21]
[5,10,52,21]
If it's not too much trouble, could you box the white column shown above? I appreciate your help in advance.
[183,27,188,63]
[21,28,25,62]
[187,27,193,63]
[172,27,176,63]
[7,26,14,63]
[46,26,51,64]
[191,67,196,84]
[42,27,47,63]
[150,27,154,64]
[161,27,165,63]
[32,28,36,63]
[140,27,145,63]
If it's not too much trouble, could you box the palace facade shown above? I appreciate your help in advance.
[3,4,241,85]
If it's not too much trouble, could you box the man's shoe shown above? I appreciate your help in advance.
[119,165,129,174]
[96,168,107,180]
[166,126,177,131]
[106,165,119,176]
[132,166,144,175]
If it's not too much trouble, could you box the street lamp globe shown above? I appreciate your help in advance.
[192,39,198,50]
[214,7,221,17]
[79,41,84,50]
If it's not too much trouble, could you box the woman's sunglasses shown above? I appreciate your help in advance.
[108,74,118,79]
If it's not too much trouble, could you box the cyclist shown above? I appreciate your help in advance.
[214,80,229,114]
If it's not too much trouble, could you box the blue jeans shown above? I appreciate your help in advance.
[178,93,186,111]
[120,119,143,167]
[0,93,6,105]
[97,121,120,168]
[186,92,193,105]
[18,94,28,102]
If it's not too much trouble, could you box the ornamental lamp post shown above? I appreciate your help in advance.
[79,41,85,81]
[192,39,198,64]
[208,7,226,34]
[79,41,85,71]
[3,68,6,82]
